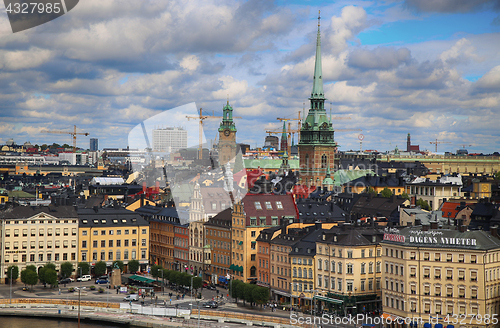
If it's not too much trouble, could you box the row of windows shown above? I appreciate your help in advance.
[82,239,146,248]
[5,240,76,249]
[394,298,479,316]
[410,267,478,281]
[207,229,230,238]
[83,249,146,262]
[254,201,283,210]
[316,260,382,274]
[405,283,479,298]
[317,276,379,292]
[4,252,76,263]
[272,253,287,263]
[317,247,380,258]
[5,228,77,237]
[271,266,288,276]
[5,219,77,224]
[83,228,145,236]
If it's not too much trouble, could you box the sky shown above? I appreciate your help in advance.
[1,0,500,154]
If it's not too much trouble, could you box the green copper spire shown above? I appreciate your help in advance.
[311,10,324,101]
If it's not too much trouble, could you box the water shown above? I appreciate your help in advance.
[0,317,123,328]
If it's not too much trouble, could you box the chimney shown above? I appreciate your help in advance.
[490,225,498,239]
[422,224,430,231]
[430,221,438,230]
[411,196,416,206]
[281,217,287,235]
[315,222,322,231]
[390,194,396,203]
[140,194,144,207]
[459,225,467,233]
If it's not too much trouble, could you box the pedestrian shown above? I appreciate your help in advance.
[116,288,119,294]
[58,289,61,295]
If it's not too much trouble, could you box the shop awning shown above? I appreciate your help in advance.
[128,275,157,284]
[229,264,235,270]
[272,290,291,297]
[236,265,243,272]
[314,295,343,304]
[435,324,443,328]
[238,241,243,245]
[423,323,432,328]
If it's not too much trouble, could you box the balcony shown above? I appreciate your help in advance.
[471,278,477,282]
[435,293,441,296]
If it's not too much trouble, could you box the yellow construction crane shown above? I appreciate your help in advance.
[429,139,451,152]
[41,125,89,153]
[186,108,241,160]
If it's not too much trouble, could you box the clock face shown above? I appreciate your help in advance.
[321,122,328,129]
[224,129,230,136]
[482,184,489,192]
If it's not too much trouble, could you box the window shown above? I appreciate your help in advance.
[39,228,44,236]
[125,240,129,247]
[260,217,266,226]
[347,280,353,291]
[109,240,113,247]
[132,229,137,234]
[276,201,283,209]
[250,217,256,226]
[361,263,366,274]
[117,240,121,247]
[125,230,129,235]
[265,201,272,210]
[142,239,146,246]
[101,251,105,260]
[347,263,353,274]
[471,255,477,263]
[132,239,137,246]
[447,254,452,262]
[72,228,77,236]
[347,251,353,258]
[338,262,342,274]
[101,240,105,247]
[251,231,256,237]
[93,230,98,236]
[64,228,69,236]
[254,202,262,210]
[38,254,43,261]
[435,253,440,261]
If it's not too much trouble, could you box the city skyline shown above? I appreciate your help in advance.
[0,0,499,153]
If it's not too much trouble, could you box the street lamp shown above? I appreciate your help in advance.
[191,276,194,300]
[290,282,293,315]
[305,289,318,317]
[9,266,13,303]
[158,269,164,295]
[197,300,200,328]
[76,287,86,328]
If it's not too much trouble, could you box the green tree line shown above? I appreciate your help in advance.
[229,279,269,307]
[150,265,202,292]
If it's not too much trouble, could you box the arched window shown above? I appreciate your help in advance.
[303,268,307,278]
[293,268,297,277]
[309,269,313,278]
[298,268,302,278]
[305,154,310,169]
[250,266,256,277]
[321,154,327,169]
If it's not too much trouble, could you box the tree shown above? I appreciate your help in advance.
[78,262,90,276]
[365,186,377,196]
[169,271,181,285]
[60,262,74,278]
[151,265,162,279]
[21,269,38,291]
[495,171,500,180]
[235,280,245,303]
[231,280,243,301]
[244,283,256,306]
[6,265,19,282]
[192,277,202,290]
[380,187,393,198]
[25,265,36,272]
[401,192,410,200]
[94,261,107,276]
[252,286,269,306]
[417,198,431,211]
[112,260,124,272]
[128,260,140,273]
[163,269,171,282]
[38,263,56,286]
[44,269,58,287]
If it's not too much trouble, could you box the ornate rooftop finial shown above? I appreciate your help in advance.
[318,10,320,27]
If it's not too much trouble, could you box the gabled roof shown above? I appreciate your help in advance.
[0,205,78,219]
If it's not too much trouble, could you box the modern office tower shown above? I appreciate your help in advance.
[90,138,98,151]
[152,127,187,152]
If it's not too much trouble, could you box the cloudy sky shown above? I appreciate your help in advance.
[1,0,500,154]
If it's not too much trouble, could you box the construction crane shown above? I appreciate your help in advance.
[41,125,89,153]
[186,108,241,160]
[429,139,451,152]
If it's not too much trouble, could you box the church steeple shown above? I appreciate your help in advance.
[311,10,324,102]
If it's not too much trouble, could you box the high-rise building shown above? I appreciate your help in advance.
[152,127,187,153]
[90,138,98,151]
[298,13,337,187]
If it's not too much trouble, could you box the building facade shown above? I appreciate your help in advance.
[204,208,232,284]
[381,224,500,328]
[78,206,149,273]
[152,127,187,153]
[0,205,79,282]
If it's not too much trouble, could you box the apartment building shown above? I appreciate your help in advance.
[231,194,298,283]
[0,205,79,282]
[381,223,500,328]
[315,224,384,315]
[205,208,231,284]
[78,206,149,273]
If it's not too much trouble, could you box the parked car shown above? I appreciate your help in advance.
[123,294,139,302]
[68,277,75,282]
[95,276,109,284]
[202,301,218,308]
[77,275,91,282]
[59,278,72,284]
[206,285,216,290]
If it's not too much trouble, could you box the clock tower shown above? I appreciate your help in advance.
[298,12,338,187]
[218,100,238,166]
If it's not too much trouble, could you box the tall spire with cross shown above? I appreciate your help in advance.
[298,10,337,187]
[311,10,324,102]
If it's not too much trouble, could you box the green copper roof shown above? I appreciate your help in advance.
[311,12,324,99]
[281,121,287,138]
[218,100,237,132]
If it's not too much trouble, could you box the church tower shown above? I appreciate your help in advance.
[298,12,337,187]
[218,100,238,166]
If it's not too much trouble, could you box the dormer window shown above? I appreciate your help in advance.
[101,219,106,224]
[254,202,262,210]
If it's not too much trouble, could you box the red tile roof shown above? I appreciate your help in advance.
[441,201,473,218]
[241,193,298,226]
